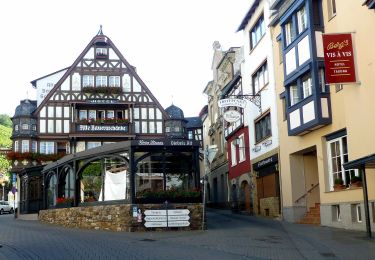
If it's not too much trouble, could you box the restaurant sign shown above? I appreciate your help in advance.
[322,33,357,84]
[223,110,241,123]
[136,139,197,146]
[218,99,247,108]
[77,124,128,132]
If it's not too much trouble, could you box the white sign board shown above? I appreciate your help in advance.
[144,209,190,228]
[223,110,241,123]
[218,98,247,108]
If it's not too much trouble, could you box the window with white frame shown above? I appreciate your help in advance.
[238,135,246,162]
[352,204,362,223]
[40,141,54,154]
[48,106,54,117]
[297,5,307,34]
[319,68,328,93]
[32,141,37,153]
[285,20,295,46]
[22,124,29,130]
[96,75,107,87]
[87,142,101,150]
[48,120,54,133]
[332,205,341,222]
[255,112,272,143]
[231,140,237,166]
[15,125,19,131]
[79,110,87,120]
[302,74,312,98]
[83,75,94,87]
[289,85,300,106]
[56,107,62,118]
[327,134,358,190]
[14,141,19,152]
[250,15,265,50]
[88,110,96,120]
[96,48,107,56]
[109,76,120,87]
[107,110,115,119]
[252,62,268,94]
[328,0,337,19]
[22,140,29,153]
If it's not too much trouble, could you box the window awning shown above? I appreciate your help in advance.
[343,153,375,169]
[343,153,375,238]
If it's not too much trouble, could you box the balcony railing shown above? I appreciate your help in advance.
[82,86,122,94]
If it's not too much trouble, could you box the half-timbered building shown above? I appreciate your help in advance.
[10,29,203,218]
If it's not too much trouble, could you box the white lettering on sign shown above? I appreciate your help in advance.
[78,125,128,132]
[138,140,164,146]
[170,140,193,146]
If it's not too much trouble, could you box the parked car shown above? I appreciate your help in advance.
[0,201,14,214]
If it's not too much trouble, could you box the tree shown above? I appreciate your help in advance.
[0,114,12,128]
[0,125,11,148]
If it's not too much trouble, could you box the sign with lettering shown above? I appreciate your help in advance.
[87,99,119,104]
[253,154,278,171]
[322,33,357,84]
[136,139,197,147]
[218,99,247,108]
[76,124,128,132]
[223,110,241,123]
[144,209,190,228]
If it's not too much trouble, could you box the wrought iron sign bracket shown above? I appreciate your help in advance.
[227,94,262,113]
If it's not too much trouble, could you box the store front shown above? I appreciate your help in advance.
[38,139,203,231]
[252,154,280,217]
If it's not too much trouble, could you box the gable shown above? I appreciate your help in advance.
[34,33,168,119]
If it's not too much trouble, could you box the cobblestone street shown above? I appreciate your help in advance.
[0,209,374,259]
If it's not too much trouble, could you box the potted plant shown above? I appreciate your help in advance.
[55,197,74,208]
[350,175,362,188]
[333,178,345,191]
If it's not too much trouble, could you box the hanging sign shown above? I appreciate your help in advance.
[218,99,247,108]
[322,33,357,84]
[223,110,241,123]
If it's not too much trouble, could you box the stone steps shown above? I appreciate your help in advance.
[298,203,320,225]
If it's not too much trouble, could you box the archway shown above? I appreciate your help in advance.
[241,180,251,212]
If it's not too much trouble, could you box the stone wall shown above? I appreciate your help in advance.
[39,203,203,232]
[259,197,280,217]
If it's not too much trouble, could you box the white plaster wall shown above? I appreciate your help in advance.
[240,0,279,161]
[36,69,68,106]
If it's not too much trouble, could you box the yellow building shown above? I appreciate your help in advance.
[270,0,375,232]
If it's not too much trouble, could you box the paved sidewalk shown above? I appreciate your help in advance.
[0,209,374,259]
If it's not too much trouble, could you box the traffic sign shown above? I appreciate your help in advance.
[168,209,190,215]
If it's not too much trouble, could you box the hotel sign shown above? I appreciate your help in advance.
[322,33,357,84]
[218,99,247,108]
[77,124,129,132]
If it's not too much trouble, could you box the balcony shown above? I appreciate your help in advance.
[82,86,122,95]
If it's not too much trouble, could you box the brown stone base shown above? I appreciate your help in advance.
[39,203,203,232]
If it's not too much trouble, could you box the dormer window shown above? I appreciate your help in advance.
[96,48,108,59]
